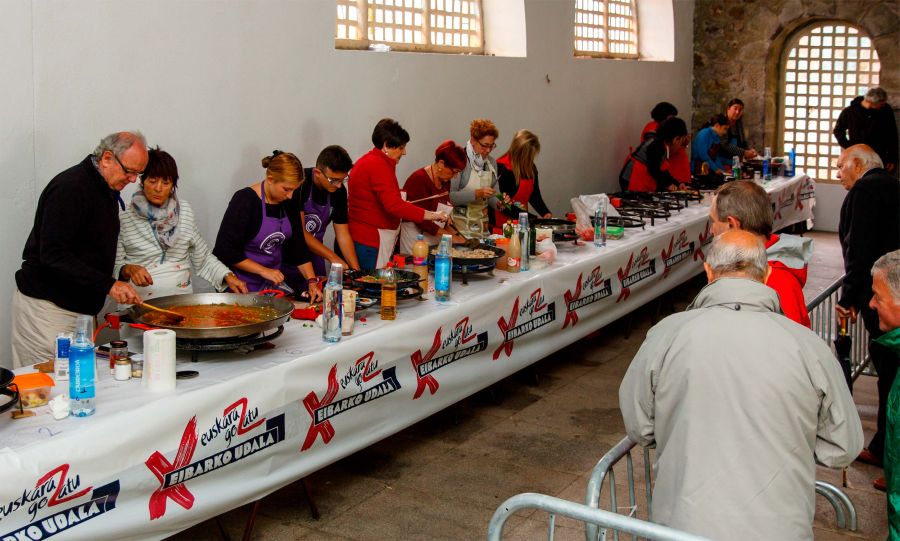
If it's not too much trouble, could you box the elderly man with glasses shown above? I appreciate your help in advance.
[285,145,358,285]
[12,131,146,367]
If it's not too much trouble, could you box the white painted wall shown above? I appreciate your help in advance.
[0,0,695,368]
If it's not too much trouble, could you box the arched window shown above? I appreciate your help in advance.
[336,0,483,54]
[780,22,880,183]
[574,0,638,59]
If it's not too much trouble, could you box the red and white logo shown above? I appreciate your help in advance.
[563,266,612,328]
[616,247,655,302]
[693,220,712,261]
[660,230,694,279]
[494,288,556,360]
[410,317,488,399]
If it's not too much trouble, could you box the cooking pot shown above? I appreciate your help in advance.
[123,292,293,339]
[0,367,19,414]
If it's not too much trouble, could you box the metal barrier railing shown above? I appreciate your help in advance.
[487,493,713,541]
[805,276,872,382]
[583,437,858,541]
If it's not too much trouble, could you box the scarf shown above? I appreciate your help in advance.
[875,327,900,355]
[466,139,487,172]
[131,190,181,249]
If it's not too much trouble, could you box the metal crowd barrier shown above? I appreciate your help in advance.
[805,276,873,382]
[583,437,857,541]
[486,493,712,541]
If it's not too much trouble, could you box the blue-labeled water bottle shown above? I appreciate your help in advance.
[322,263,343,343]
[69,315,96,417]
[763,146,772,181]
[434,234,452,302]
[518,212,530,271]
[594,194,608,248]
[787,147,796,177]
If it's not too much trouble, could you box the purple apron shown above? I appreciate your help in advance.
[303,185,333,276]
[234,182,293,292]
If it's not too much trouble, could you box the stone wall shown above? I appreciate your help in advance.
[692,0,899,168]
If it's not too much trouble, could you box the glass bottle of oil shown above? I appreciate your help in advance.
[380,263,397,320]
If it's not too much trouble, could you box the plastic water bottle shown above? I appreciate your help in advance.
[69,315,96,417]
[594,195,608,248]
[787,148,796,177]
[763,147,772,181]
[434,234,452,302]
[322,263,343,343]
[518,212,530,271]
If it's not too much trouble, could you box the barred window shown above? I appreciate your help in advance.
[336,0,483,54]
[574,0,638,59]
[780,23,880,183]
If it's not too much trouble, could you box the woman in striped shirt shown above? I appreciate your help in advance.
[115,147,247,302]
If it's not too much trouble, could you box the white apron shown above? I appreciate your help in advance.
[453,166,493,239]
[375,227,401,268]
[132,261,192,303]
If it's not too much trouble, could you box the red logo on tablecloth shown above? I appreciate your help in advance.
[617,247,655,302]
[660,231,694,279]
[563,266,612,328]
[411,318,488,399]
[302,352,401,451]
[693,221,712,261]
[145,397,280,519]
[494,289,556,359]
[0,464,93,524]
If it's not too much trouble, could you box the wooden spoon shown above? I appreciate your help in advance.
[140,302,186,322]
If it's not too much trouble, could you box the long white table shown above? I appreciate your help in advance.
[0,174,812,540]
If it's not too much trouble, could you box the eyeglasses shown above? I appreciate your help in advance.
[318,169,348,186]
[112,153,144,180]
[476,140,496,151]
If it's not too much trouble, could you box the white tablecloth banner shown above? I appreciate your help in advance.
[0,178,808,539]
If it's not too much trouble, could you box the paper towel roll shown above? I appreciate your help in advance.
[143,329,176,392]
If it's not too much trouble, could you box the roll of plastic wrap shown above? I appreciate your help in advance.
[142,329,176,392]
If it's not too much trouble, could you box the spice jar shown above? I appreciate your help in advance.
[114,357,132,381]
[109,340,128,376]
[131,358,144,378]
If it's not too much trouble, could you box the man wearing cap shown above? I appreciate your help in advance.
[11,132,145,367]
[833,87,898,173]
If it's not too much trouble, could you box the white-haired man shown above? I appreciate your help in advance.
[12,132,146,367]
[833,87,898,172]
[835,144,900,485]
[869,250,900,538]
[620,230,863,541]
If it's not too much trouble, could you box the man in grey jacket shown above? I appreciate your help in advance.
[619,230,863,541]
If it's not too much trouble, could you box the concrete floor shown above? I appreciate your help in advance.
[170,231,888,541]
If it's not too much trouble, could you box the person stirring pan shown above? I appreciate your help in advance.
[213,151,322,301]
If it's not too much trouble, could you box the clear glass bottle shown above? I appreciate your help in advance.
[323,263,343,342]
[434,234,452,302]
[69,315,96,417]
[732,156,742,181]
[517,212,530,271]
[380,264,397,320]
[594,195,608,248]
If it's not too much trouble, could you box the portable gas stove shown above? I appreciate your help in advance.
[449,262,495,285]
[176,326,285,361]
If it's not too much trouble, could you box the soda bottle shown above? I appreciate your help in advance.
[507,223,522,273]
[434,234,452,302]
[322,263,343,343]
[380,263,397,320]
[69,315,96,417]
[732,156,742,181]
[412,234,429,291]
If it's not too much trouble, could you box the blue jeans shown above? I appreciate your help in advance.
[354,242,378,270]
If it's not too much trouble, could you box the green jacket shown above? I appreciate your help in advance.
[877,327,900,541]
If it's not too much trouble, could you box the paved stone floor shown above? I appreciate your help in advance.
[170,231,888,540]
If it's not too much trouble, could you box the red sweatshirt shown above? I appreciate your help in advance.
[765,234,811,327]
[348,148,426,248]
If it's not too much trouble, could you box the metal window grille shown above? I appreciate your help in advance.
[336,0,483,54]
[574,0,638,59]
[780,23,880,184]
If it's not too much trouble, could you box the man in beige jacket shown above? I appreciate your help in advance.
[619,230,863,541]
